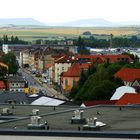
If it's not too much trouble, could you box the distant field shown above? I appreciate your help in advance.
[0,27,139,41]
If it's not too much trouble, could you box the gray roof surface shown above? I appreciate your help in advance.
[7,76,25,82]
[0,105,140,131]
[0,92,29,104]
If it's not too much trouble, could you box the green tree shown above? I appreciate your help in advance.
[1,52,19,74]
[3,35,8,44]
[14,36,19,43]
[78,69,87,86]
[73,63,124,104]
[0,66,8,79]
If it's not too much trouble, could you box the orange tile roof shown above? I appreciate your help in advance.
[76,54,133,63]
[116,93,140,105]
[55,55,77,63]
[0,81,5,89]
[103,54,133,63]
[115,68,140,82]
[46,64,52,69]
[62,63,91,77]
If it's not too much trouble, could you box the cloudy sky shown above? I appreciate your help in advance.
[0,0,140,23]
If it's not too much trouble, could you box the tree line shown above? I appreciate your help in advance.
[74,35,140,49]
[0,35,28,45]
[1,34,140,48]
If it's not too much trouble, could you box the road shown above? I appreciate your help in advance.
[19,68,66,99]
[19,68,53,96]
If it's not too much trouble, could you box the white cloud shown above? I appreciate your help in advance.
[0,0,140,23]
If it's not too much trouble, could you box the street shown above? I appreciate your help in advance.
[19,68,66,99]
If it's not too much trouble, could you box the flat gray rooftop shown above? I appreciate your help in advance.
[0,104,140,131]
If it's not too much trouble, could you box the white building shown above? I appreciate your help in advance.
[54,55,76,84]
[110,86,136,100]
[2,44,9,54]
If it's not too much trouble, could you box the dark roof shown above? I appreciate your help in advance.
[0,92,29,104]
[83,100,117,106]
[60,101,79,106]
[7,76,25,82]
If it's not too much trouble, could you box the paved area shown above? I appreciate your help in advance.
[21,68,66,99]
[0,135,136,140]
[0,105,140,132]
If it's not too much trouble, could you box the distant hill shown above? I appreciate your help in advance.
[0,18,140,27]
[0,18,45,26]
[52,18,140,27]
[55,18,118,27]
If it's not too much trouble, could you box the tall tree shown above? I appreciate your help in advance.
[1,52,19,74]
[14,36,19,43]
[78,69,87,86]
[3,35,8,44]
[11,36,14,43]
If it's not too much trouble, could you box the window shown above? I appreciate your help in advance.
[65,79,68,86]
[73,80,76,86]
[62,67,64,71]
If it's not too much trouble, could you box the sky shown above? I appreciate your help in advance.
[0,0,140,24]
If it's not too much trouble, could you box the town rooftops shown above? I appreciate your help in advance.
[76,55,104,63]
[103,54,133,63]
[62,63,91,77]
[81,100,117,107]
[0,81,6,89]
[116,93,140,105]
[0,62,8,69]
[115,68,140,82]
[7,76,26,82]
[76,54,133,63]
[31,96,65,106]
[55,55,77,63]
[45,64,52,69]
[0,92,29,104]
[110,86,136,100]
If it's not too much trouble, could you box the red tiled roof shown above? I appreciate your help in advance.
[76,54,101,59]
[103,54,133,63]
[51,54,64,60]
[76,55,105,62]
[46,64,52,69]
[62,63,91,77]
[76,54,133,63]
[83,100,117,106]
[115,68,140,82]
[116,93,140,105]
[55,55,77,63]
[0,81,5,89]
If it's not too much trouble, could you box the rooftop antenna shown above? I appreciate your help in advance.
[83,117,106,131]
[71,109,86,124]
